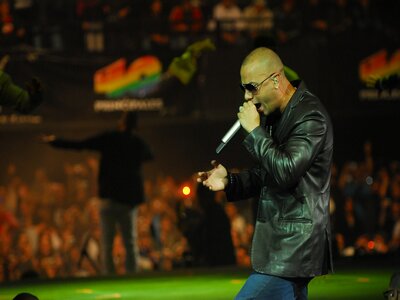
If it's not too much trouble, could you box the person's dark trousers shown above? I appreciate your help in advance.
[235,272,313,300]
[99,199,137,274]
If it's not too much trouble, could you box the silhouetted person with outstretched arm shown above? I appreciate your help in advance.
[42,112,153,275]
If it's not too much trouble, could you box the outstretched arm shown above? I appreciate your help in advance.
[40,133,105,151]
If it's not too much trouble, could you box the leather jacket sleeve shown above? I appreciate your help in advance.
[243,108,328,190]
[226,97,330,202]
[225,165,264,201]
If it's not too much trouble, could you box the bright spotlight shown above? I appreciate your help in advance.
[182,186,191,196]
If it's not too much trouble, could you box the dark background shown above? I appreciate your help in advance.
[1,28,399,182]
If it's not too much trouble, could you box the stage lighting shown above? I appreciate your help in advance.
[182,185,191,196]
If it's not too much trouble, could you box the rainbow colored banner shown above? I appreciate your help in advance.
[94,55,162,98]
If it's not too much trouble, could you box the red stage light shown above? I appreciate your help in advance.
[367,241,375,250]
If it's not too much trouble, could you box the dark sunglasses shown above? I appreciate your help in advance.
[240,71,279,94]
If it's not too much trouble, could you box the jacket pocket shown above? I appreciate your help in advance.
[257,197,278,223]
[278,217,312,224]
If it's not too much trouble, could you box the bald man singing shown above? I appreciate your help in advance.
[198,47,334,299]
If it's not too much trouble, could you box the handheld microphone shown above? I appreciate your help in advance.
[216,120,241,154]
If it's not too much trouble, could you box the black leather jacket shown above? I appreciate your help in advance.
[226,88,334,277]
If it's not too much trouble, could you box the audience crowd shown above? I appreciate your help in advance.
[0,0,397,53]
[0,141,399,282]
[0,153,250,281]
[330,141,400,258]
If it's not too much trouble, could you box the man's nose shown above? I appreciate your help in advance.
[244,90,254,102]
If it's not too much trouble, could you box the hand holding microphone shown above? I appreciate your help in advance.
[238,101,260,133]
[216,101,260,154]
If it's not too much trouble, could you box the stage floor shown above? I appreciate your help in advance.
[0,257,396,300]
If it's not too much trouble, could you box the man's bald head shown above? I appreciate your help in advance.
[241,47,284,77]
[239,47,295,115]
